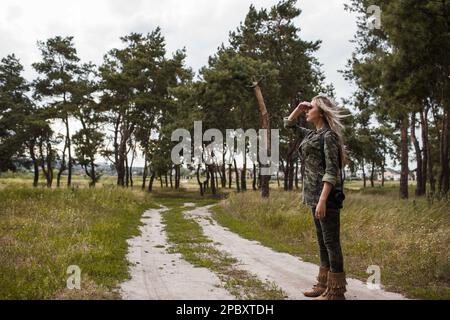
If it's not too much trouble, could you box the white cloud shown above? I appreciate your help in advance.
[0,0,363,167]
[0,0,358,99]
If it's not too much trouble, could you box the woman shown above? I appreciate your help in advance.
[284,95,347,300]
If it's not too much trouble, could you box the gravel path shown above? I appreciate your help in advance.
[120,203,407,300]
[120,206,233,300]
[184,205,407,300]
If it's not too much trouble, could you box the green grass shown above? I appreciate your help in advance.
[0,186,157,299]
[211,188,450,300]
[2,172,448,300]
[159,201,286,300]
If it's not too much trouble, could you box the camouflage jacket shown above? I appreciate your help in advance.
[283,117,343,208]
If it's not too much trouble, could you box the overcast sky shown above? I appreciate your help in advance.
[0,0,358,101]
[2,0,384,169]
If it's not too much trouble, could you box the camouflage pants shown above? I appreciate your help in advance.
[311,206,344,273]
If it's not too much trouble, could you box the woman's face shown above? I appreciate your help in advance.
[306,100,322,124]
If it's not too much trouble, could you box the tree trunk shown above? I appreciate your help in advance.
[419,109,428,195]
[400,116,409,199]
[56,159,65,187]
[57,127,67,188]
[216,164,223,187]
[174,165,179,189]
[288,158,294,190]
[279,159,286,190]
[125,154,129,187]
[39,140,53,188]
[252,163,257,190]
[439,105,449,194]
[47,143,53,188]
[228,164,232,189]
[65,115,72,188]
[129,166,133,187]
[233,159,240,192]
[277,170,280,188]
[113,115,121,185]
[423,106,436,194]
[129,144,135,188]
[362,159,366,188]
[142,156,148,190]
[241,158,247,191]
[148,170,155,192]
[215,165,219,190]
[204,167,209,190]
[257,161,261,189]
[196,164,204,196]
[411,112,424,196]
[295,160,299,189]
[221,153,226,188]
[89,159,96,187]
[370,161,375,187]
[252,82,270,198]
[29,143,39,187]
[286,159,291,190]
[210,165,216,195]
[117,124,134,186]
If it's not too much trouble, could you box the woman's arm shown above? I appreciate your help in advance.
[315,131,340,219]
[287,102,307,121]
[287,101,311,121]
[283,101,313,141]
[322,131,340,187]
[315,182,333,219]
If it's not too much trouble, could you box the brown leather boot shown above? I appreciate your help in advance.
[314,271,347,300]
[303,266,329,297]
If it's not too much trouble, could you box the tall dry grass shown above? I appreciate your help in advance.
[0,186,157,299]
[213,188,450,299]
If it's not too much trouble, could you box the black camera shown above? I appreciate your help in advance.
[326,189,345,209]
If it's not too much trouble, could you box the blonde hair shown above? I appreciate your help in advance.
[312,95,348,165]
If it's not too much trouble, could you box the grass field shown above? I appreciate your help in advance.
[0,186,158,299]
[1,172,448,299]
[211,188,450,300]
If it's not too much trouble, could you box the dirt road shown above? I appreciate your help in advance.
[120,206,233,299]
[120,204,406,300]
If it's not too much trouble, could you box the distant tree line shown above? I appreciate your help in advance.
[343,0,450,198]
[0,0,448,199]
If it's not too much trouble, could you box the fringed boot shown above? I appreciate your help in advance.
[314,271,347,300]
[303,266,329,297]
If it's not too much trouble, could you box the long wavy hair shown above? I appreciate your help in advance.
[312,95,348,165]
